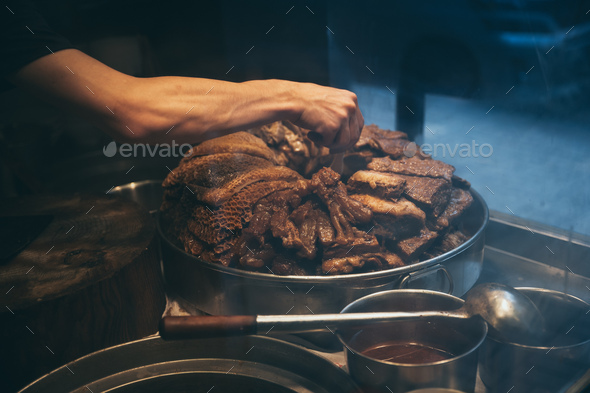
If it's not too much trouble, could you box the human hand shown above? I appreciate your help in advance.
[291,83,364,153]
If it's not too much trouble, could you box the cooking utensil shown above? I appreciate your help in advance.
[18,335,362,393]
[160,283,543,344]
[460,282,547,345]
[158,189,488,315]
[338,290,487,393]
[479,287,590,393]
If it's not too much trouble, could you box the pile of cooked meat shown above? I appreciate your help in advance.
[161,122,474,275]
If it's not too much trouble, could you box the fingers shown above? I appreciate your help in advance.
[329,123,351,154]
[294,83,364,151]
[329,105,364,153]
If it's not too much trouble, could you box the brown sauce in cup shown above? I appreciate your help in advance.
[361,341,454,364]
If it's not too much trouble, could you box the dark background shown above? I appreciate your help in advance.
[1,0,589,234]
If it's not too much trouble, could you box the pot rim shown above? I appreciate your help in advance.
[486,287,590,349]
[336,289,488,367]
[157,189,488,283]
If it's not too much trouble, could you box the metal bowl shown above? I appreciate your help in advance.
[18,335,361,393]
[158,190,488,315]
[479,287,590,393]
[337,290,487,393]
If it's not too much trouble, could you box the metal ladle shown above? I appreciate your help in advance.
[160,283,547,345]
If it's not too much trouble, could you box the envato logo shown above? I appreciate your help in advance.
[103,141,192,158]
[403,140,493,158]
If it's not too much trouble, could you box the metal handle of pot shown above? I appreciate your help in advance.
[398,264,454,294]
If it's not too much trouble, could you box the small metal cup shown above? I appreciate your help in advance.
[337,290,487,393]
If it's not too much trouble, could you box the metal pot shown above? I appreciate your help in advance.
[18,335,361,393]
[159,190,488,315]
[479,287,590,393]
[337,290,487,393]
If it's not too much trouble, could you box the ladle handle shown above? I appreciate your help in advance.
[160,311,467,339]
[160,315,257,339]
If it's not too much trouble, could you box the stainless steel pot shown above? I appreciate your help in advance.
[337,290,487,393]
[159,190,488,315]
[19,335,361,393]
[479,287,590,393]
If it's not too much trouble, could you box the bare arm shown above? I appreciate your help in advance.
[10,49,363,151]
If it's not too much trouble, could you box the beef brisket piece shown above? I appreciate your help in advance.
[395,228,439,261]
[400,175,452,217]
[322,252,405,274]
[355,124,408,149]
[323,230,381,259]
[349,194,425,240]
[351,125,416,159]
[342,150,375,174]
[428,188,473,231]
[373,138,414,159]
[452,174,471,189]
[368,156,455,182]
[423,229,470,260]
[347,170,406,200]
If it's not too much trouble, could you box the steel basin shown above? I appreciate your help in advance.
[159,189,488,315]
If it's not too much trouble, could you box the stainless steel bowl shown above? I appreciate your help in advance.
[159,190,488,315]
[19,335,361,393]
[479,287,590,393]
[337,290,487,393]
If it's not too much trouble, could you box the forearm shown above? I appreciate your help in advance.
[125,77,302,144]
[10,49,299,143]
[11,49,362,149]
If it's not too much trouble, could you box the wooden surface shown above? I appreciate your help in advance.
[0,193,166,392]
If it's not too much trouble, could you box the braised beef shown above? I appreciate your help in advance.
[161,122,474,275]
[347,170,406,200]
[368,156,455,181]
